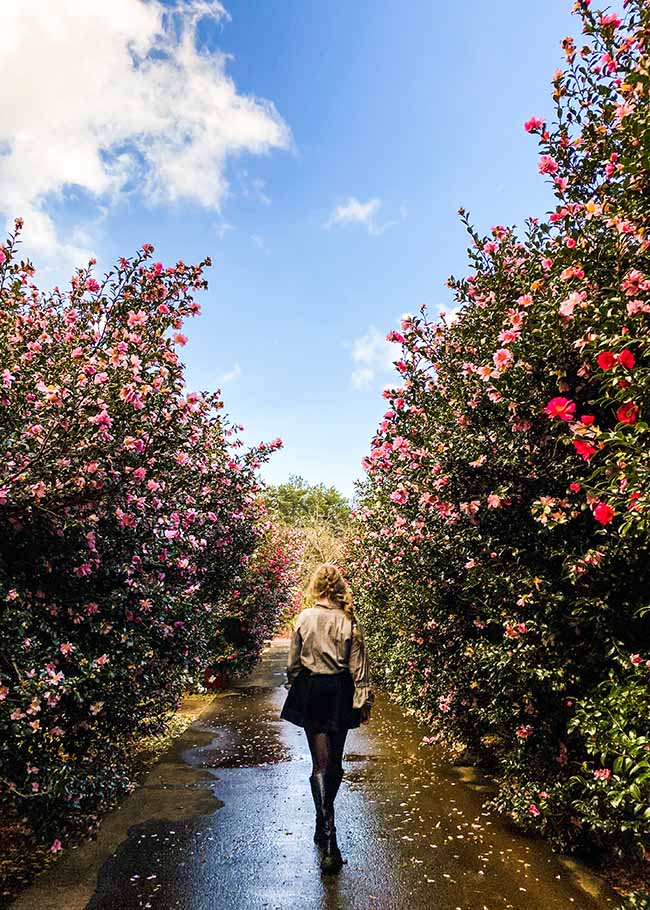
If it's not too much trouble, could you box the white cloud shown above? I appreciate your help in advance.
[351,367,374,390]
[0,0,290,268]
[214,220,235,240]
[350,325,401,390]
[251,234,266,250]
[219,362,241,384]
[324,196,397,235]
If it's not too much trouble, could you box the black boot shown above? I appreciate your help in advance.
[309,774,327,846]
[320,770,344,874]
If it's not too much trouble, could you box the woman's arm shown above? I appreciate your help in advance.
[349,618,374,711]
[285,623,303,688]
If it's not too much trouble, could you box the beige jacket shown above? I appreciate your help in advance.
[285,602,374,710]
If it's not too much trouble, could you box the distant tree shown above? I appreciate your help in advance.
[264,477,351,630]
[264,475,351,529]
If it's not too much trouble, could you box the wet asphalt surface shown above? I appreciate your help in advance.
[42,640,618,910]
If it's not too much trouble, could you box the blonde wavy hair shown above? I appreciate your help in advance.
[307,563,356,626]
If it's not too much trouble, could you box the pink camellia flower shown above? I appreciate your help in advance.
[600,12,621,28]
[630,653,644,666]
[493,348,513,370]
[50,839,63,854]
[127,310,147,327]
[544,397,576,421]
[174,333,188,346]
[0,249,6,265]
[559,293,581,318]
[593,502,615,525]
[541,257,553,271]
[30,481,47,500]
[524,116,544,133]
[89,410,112,428]
[0,686,9,701]
[594,768,612,780]
[85,278,100,293]
[538,155,559,175]
[528,804,541,817]
[614,102,634,124]
[390,486,409,505]
[59,642,75,656]
[516,724,534,739]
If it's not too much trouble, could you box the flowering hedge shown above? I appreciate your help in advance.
[350,0,650,862]
[206,520,302,679]
[0,226,281,847]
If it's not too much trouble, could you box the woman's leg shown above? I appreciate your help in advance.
[306,728,331,846]
[305,727,345,871]
[330,728,348,777]
[305,728,332,776]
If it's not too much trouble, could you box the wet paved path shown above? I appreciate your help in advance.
[14,639,617,910]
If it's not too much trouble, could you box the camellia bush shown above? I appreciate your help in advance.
[350,0,649,863]
[0,225,282,847]
[205,519,302,680]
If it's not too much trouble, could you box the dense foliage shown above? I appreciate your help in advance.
[350,0,650,863]
[0,228,282,847]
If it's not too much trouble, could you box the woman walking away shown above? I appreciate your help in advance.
[280,564,373,874]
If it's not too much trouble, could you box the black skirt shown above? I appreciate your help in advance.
[280,667,361,732]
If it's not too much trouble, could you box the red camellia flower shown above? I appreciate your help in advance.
[573,439,596,461]
[580,415,595,426]
[544,397,576,421]
[597,351,615,370]
[617,402,639,424]
[593,502,615,525]
[617,349,636,369]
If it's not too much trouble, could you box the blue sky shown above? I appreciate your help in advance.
[1,0,577,498]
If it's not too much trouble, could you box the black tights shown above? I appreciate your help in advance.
[305,728,347,778]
